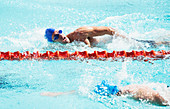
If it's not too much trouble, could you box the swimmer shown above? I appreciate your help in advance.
[94,81,169,106]
[44,26,169,47]
[41,81,169,106]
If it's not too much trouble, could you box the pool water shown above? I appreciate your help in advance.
[0,0,169,109]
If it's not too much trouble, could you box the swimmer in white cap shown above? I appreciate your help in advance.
[45,26,169,47]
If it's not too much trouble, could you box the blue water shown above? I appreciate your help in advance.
[0,0,170,109]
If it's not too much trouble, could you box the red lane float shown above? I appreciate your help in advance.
[0,50,169,61]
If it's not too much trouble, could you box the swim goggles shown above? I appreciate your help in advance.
[53,30,62,40]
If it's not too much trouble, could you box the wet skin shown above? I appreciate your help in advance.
[51,26,170,47]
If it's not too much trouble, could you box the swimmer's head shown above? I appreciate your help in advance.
[45,28,70,43]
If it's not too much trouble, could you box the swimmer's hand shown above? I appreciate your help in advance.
[40,90,75,97]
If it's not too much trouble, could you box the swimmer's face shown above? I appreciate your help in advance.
[52,30,70,43]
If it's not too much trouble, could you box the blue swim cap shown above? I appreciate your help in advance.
[45,28,55,42]
[94,80,119,96]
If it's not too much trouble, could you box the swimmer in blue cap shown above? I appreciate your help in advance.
[94,80,169,106]
[44,26,127,46]
[41,80,169,106]
[45,26,169,47]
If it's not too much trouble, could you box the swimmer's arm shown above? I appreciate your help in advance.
[108,27,128,39]
[67,26,128,42]
[84,38,91,47]
[89,26,128,40]
[40,90,75,97]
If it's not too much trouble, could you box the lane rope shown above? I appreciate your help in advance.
[0,50,169,61]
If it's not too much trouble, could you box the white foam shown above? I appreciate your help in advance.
[0,28,48,51]
[95,13,170,50]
